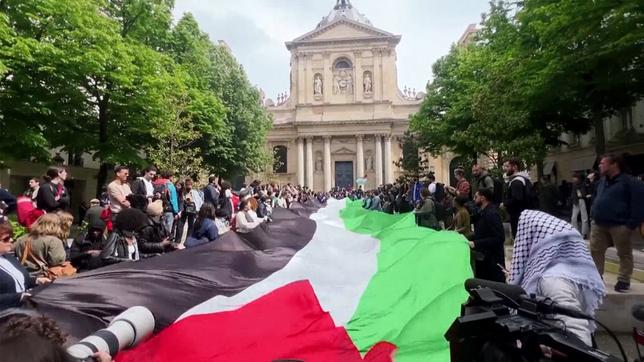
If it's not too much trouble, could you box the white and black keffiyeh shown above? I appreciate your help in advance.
[509,210,605,316]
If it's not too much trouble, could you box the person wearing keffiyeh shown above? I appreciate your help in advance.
[509,210,605,346]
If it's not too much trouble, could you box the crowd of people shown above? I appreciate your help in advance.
[0,165,328,313]
[0,153,642,354]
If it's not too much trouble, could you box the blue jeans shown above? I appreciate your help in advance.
[162,212,174,236]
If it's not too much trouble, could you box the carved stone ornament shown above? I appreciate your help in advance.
[333,69,354,95]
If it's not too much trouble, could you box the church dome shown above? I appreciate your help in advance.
[317,0,372,28]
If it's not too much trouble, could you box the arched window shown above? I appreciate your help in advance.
[273,145,288,174]
[334,58,352,70]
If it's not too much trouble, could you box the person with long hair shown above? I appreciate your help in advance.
[236,199,266,233]
[0,223,51,310]
[185,203,219,248]
[36,166,69,213]
[14,214,67,274]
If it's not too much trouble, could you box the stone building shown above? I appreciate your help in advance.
[260,0,444,191]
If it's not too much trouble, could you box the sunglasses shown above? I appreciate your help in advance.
[0,235,13,243]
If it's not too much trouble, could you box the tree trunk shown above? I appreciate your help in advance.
[95,96,111,196]
[593,111,606,158]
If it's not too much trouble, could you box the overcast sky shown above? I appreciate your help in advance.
[172,0,490,100]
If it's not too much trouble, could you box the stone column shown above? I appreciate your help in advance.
[297,138,304,186]
[384,135,393,184]
[356,135,364,185]
[375,134,383,186]
[306,137,314,190]
[324,136,332,191]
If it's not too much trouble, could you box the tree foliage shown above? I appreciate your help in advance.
[411,0,643,167]
[0,0,271,189]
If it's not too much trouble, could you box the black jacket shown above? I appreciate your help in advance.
[203,184,220,206]
[100,232,137,265]
[0,255,36,310]
[36,182,69,212]
[472,204,506,283]
[504,173,529,216]
[136,218,171,255]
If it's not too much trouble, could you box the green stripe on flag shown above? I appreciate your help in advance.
[341,200,473,362]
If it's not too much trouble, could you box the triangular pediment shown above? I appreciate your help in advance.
[332,147,355,155]
[292,18,395,43]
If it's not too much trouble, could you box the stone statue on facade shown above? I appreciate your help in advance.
[363,72,372,93]
[365,153,374,171]
[314,74,323,95]
[315,152,323,171]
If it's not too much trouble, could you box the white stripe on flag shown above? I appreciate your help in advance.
[178,199,379,326]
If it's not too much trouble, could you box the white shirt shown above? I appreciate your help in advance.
[0,256,26,292]
[142,178,154,198]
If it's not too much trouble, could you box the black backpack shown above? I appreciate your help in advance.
[491,177,504,205]
[515,176,538,210]
[434,183,446,203]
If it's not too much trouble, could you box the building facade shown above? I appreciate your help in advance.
[259,0,447,191]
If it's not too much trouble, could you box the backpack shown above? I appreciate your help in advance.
[491,177,504,205]
[153,182,171,212]
[434,183,446,203]
[513,176,538,210]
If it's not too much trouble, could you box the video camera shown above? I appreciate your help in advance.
[445,279,621,362]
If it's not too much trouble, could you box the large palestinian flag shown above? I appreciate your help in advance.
[31,199,472,361]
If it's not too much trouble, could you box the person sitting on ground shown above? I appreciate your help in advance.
[56,211,75,260]
[185,203,220,248]
[236,199,266,234]
[69,214,105,271]
[100,208,148,265]
[509,209,605,346]
[137,200,177,256]
[413,188,440,230]
[14,214,67,275]
[214,207,230,236]
[0,223,51,310]
[450,196,472,239]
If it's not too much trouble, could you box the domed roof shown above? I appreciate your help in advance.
[317,0,372,28]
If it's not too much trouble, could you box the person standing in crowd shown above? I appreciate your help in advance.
[570,173,589,238]
[369,191,381,211]
[131,166,157,204]
[218,181,235,221]
[471,164,495,196]
[469,189,506,283]
[14,214,67,275]
[585,171,598,214]
[590,154,644,293]
[203,175,220,206]
[175,178,203,243]
[0,223,51,310]
[26,178,40,203]
[447,167,471,200]
[36,166,70,213]
[509,210,605,346]
[153,171,179,235]
[107,166,132,220]
[538,175,559,216]
[502,158,532,238]
[413,188,440,230]
[450,196,472,239]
